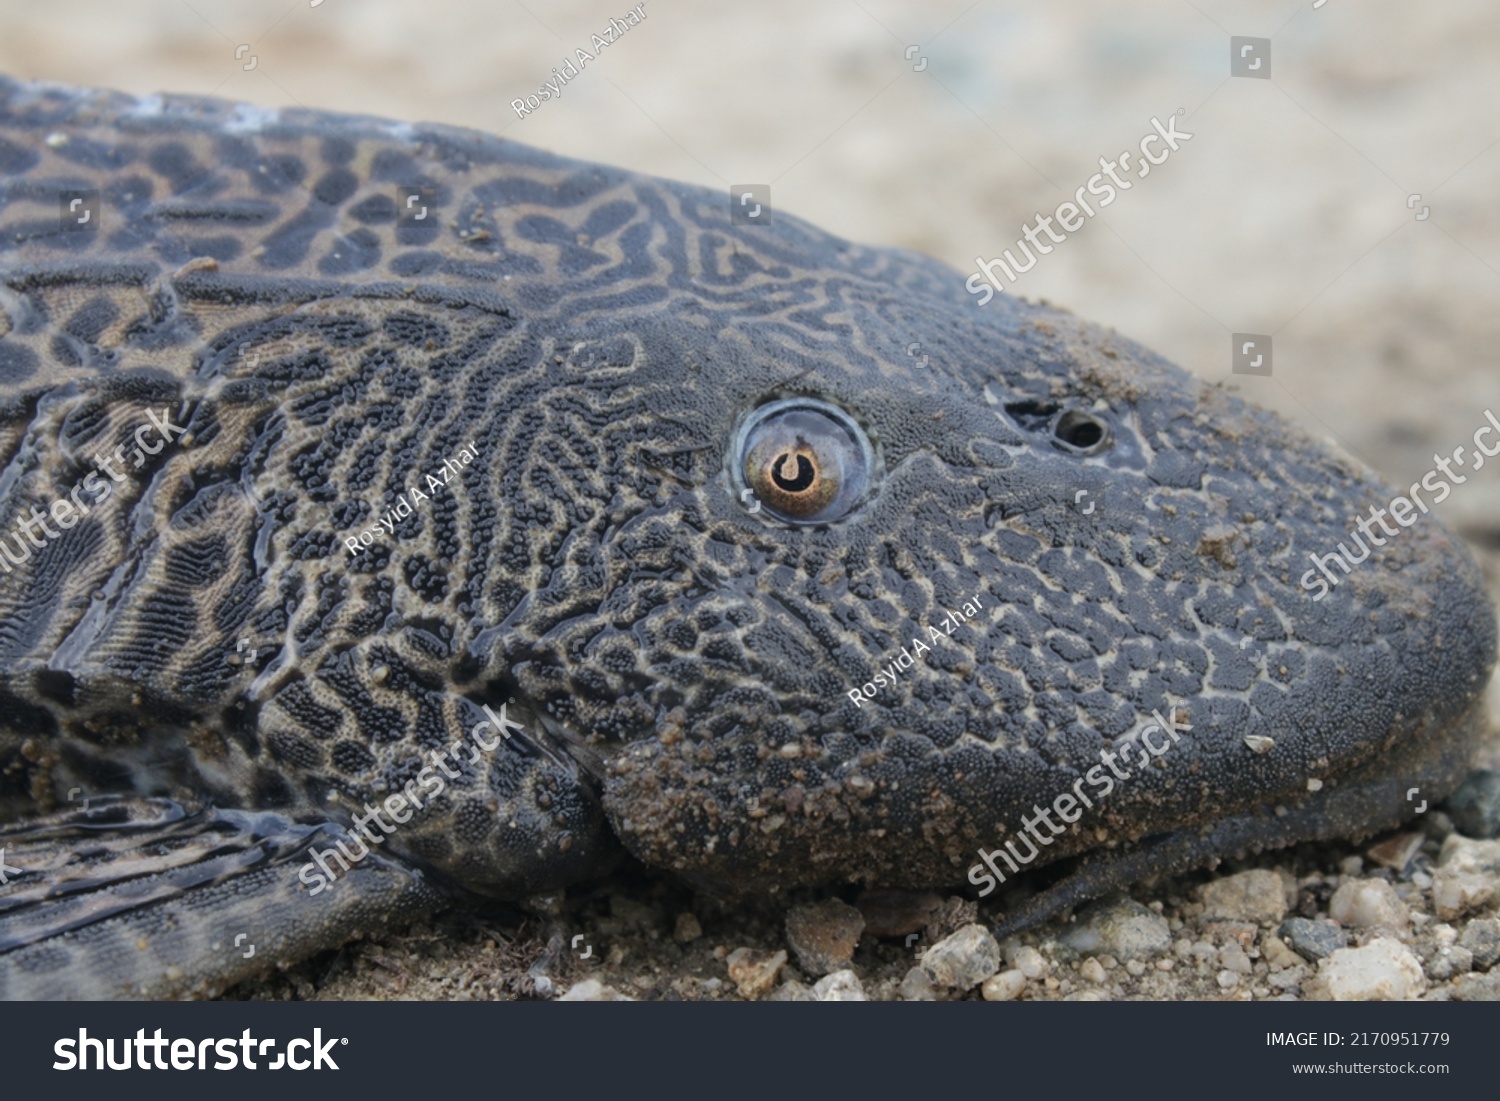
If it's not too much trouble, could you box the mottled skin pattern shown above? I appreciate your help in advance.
[0,76,1493,999]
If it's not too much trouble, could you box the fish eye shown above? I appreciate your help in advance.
[1051,409,1111,455]
[734,398,873,524]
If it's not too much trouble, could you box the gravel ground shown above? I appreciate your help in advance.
[226,667,1500,1004]
[2,0,1498,1001]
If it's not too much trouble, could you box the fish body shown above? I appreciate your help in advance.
[0,76,1492,997]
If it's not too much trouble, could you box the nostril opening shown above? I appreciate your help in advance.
[1061,419,1103,448]
[1052,410,1110,454]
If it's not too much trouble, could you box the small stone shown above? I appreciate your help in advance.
[1426,945,1473,982]
[1156,958,1174,972]
[674,912,703,944]
[558,979,633,1001]
[1445,769,1500,839]
[854,889,944,937]
[1006,944,1049,980]
[1125,959,1146,977]
[1438,834,1500,874]
[898,967,937,1001]
[1199,869,1287,924]
[1432,869,1494,921]
[1262,934,1299,970]
[1450,971,1500,1001]
[1365,832,1424,872]
[1329,878,1410,931]
[981,970,1027,1001]
[1279,917,1347,961]
[725,947,787,999]
[1217,969,1240,989]
[1458,918,1500,970]
[812,969,866,1001]
[1060,897,1171,961]
[1219,941,1253,975]
[785,898,865,976]
[1308,938,1425,1001]
[1079,957,1107,984]
[767,980,816,1002]
[921,923,1001,990]
[1269,968,1305,993]
[1434,835,1500,919]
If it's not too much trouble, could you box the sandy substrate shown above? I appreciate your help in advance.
[1,0,1497,1000]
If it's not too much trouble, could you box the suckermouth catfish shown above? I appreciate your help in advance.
[0,76,1492,998]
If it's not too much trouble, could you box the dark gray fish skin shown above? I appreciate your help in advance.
[0,75,1492,997]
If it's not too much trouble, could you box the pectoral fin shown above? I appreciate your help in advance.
[0,796,441,999]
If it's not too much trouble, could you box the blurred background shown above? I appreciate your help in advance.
[1,0,1496,534]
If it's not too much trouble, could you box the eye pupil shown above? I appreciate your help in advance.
[772,451,816,493]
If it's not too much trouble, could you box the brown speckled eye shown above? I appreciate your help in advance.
[748,438,839,517]
[734,399,872,524]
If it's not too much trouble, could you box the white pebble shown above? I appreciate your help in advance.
[1010,945,1048,980]
[1329,878,1410,931]
[920,924,1001,990]
[1199,869,1287,924]
[1219,941,1253,975]
[1311,938,1425,1001]
[981,969,1027,1001]
[812,969,866,1001]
